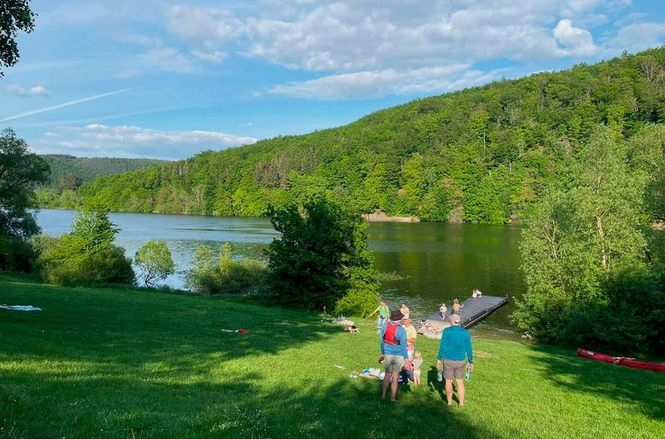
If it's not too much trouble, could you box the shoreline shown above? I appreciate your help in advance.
[363,211,420,223]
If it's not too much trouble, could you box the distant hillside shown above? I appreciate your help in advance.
[59,48,665,223]
[40,155,166,189]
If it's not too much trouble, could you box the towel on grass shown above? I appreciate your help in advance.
[0,305,42,312]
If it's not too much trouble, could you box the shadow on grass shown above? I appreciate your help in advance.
[527,344,665,421]
[426,365,445,401]
[0,274,521,438]
[1,369,511,439]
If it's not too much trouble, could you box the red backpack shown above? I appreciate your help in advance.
[383,322,400,346]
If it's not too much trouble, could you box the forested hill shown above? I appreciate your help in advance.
[73,47,665,223]
[40,155,166,189]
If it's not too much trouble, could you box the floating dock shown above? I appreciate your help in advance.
[424,295,509,328]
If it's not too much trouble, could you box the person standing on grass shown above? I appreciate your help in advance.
[436,313,473,406]
[377,300,390,330]
[379,309,411,402]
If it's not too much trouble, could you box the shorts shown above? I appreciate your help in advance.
[444,359,467,380]
[384,355,405,373]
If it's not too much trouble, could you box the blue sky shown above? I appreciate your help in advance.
[2,0,665,159]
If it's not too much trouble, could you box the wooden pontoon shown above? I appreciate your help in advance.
[425,295,508,328]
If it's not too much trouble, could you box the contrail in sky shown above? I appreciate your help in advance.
[0,87,136,122]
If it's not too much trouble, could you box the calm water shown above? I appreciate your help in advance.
[36,209,525,336]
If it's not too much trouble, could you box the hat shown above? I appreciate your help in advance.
[449,314,461,324]
[390,309,404,321]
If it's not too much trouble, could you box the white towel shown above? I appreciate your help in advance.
[0,305,42,311]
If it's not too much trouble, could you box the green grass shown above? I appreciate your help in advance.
[1,273,663,439]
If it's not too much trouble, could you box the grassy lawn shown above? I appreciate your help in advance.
[1,273,663,439]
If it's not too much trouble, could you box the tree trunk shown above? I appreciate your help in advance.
[596,211,607,269]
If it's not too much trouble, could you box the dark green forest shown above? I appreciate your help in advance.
[36,155,166,208]
[46,48,665,224]
[40,154,166,188]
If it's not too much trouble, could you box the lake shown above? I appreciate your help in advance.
[36,209,525,337]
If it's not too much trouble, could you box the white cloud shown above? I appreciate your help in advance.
[166,5,244,64]
[7,84,50,97]
[114,68,143,79]
[42,0,660,101]
[43,0,165,26]
[141,46,197,74]
[241,0,610,71]
[193,50,226,63]
[266,65,508,100]
[30,86,49,96]
[553,19,597,56]
[168,5,243,43]
[606,22,665,53]
[115,33,197,74]
[31,124,257,159]
[154,0,627,102]
[7,84,28,96]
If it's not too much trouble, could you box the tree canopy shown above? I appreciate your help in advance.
[266,196,379,313]
[38,155,166,190]
[0,0,35,76]
[512,125,665,354]
[0,128,50,238]
[60,48,665,224]
[135,240,175,287]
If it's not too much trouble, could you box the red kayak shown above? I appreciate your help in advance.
[577,348,665,373]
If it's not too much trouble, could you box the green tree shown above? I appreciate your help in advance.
[513,126,652,346]
[0,129,50,238]
[627,124,665,221]
[266,196,378,313]
[396,153,426,215]
[0,0,36,76]
[57,174,83,192]
[71,210,118,252]
[573,127,647,270]
[135,240,175,287]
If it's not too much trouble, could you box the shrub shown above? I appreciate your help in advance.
[36,234,134,286]
[0,235,35,272]
[557,268,665,356]
[186,243,266,295]
[34,210,134,286]
[135,240,175,286]
[334,287,380,317]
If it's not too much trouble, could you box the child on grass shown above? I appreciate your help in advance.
[412,351,423,385]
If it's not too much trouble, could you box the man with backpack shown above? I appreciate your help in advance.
[379,309,411,402]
